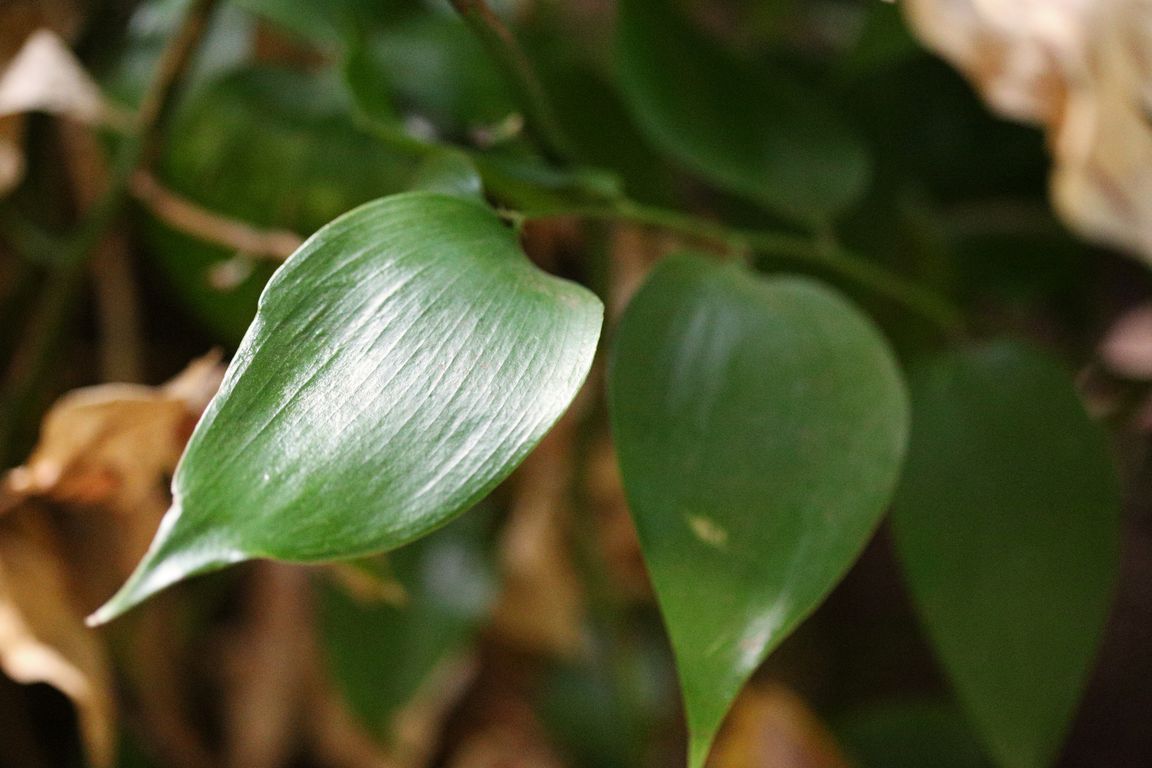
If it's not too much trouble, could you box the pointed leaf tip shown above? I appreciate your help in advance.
[88,505,242,626]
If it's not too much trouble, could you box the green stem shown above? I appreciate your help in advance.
[0,0,221,465]
[448,0,576,164]
[536,200,965,334]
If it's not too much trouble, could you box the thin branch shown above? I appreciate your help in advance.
[89,237,144,382]
[133,0,220,166]
[531,200,966,335]
[449,0,576,163]
[60,121,145,383]
[131,171,303,261]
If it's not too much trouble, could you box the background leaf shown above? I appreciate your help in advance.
[835,700,992,768]
[614,0,870,225]
[608,253,908,767]
[143,66,418,344]
[319,508,496,740]
[93,191,603,623]
[890,341,1121,768]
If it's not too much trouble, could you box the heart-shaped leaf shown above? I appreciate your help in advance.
[608,254,909,767]
[615,0,870,225]
[890,341,1120,768]
[92,192,602,624]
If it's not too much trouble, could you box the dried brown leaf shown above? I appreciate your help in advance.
[0,355,225,767]
[490,413,587,658]
[0,507,115,768]
[707,684,850,768]
[0,28,126,196]
[0,30,105,123]
[4,352,223,523]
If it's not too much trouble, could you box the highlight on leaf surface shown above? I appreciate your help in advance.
[890,340,1120,768]
[608,253,909,768]
[91,191,603,625]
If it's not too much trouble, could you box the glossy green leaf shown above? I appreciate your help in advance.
[92,192,602,624]
[608,254,909,767]
[615,0,870,225]
[890,341,1120,768]
[320,509,495,737]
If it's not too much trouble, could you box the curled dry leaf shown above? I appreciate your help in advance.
[902,0,1152,260]
[706,683,850,768]
[0,354,225,767]
[0,1,81,193]
[21,353,222,605]
[0,30,106,122]
[0,508,116,768]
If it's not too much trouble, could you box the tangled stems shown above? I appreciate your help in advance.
[0,0,221,464]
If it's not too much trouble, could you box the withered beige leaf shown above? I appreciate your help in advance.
[0,508,116,768]
[5,352,223,517]
[902,0,1152,260]
[0,27,127,195]
[0,30,105,122]
[0,355,225,768]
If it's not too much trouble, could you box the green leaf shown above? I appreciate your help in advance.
[408,148,484,201]
[346,15,517,140]
[608,254,908,767]
[319,509,496,737]
[614,0,870,225]
[835,700,992,768]
[92,192,603,624]
[890,341,1120,768]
